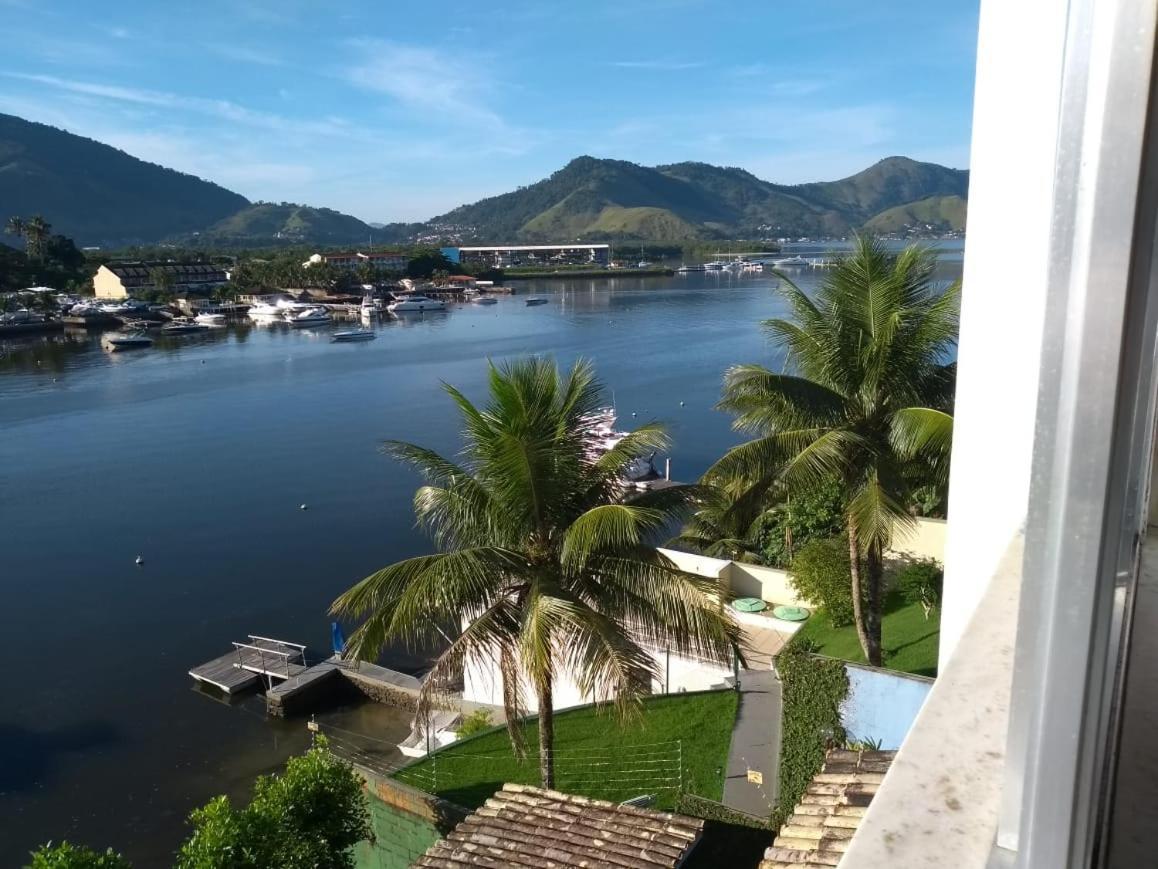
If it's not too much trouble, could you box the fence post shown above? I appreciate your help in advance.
[678,740,684,794]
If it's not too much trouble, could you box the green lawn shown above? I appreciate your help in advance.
[393,690,738,810]
[790,590,940,676]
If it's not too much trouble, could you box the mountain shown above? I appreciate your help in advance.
[0,113,248,246]
[185,203,377,246]
[430,155,969,242]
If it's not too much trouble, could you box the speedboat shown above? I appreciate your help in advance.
[247,302,284,317]
[525,297,548,306]
[771,256,810,268]
[332,329,377,342]
[388,295,447,313]
[161,318,210,335]
[472,296,498,305]
[285,306,331,327]
[194,312,227,326]
[702,260,727,270]
[102,331,153,351]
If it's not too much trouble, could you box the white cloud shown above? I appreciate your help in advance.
[342,39,509,132]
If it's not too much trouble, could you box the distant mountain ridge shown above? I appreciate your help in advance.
[0,112,968,247]
[432,155,969,242]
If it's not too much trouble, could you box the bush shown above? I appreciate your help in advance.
[896,559,943,620]
[757,480,844,568]
[26,843,131,869]
[788,537,855,627]
[455,708,494,738]
[773,645,849,829]
[175,736,369,869]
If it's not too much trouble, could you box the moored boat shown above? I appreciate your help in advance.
[284,306,331,327]
[524,297,548,306]
[102,331,153,351]
[331,329,377,342]
[161,318,211,335]
[387,295,447,313]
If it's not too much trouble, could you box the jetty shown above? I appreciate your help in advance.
[189,636,424,716]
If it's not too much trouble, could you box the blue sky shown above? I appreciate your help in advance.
[0,0,979,222]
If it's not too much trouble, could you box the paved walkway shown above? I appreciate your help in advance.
[721,668,782,818]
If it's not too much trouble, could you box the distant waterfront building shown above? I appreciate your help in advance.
[442,244,611,268]
[93,262,229,299]
[302,251,408,272]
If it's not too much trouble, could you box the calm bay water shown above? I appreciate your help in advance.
[0,248,962,866]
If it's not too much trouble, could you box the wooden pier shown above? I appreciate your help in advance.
[188,636,307,694]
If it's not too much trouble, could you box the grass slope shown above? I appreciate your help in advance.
[790,590,940,677]
[394,691,738,810]
[863,195,967,233]
[192,203,374,244]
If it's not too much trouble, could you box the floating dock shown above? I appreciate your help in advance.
[188,636,307,694]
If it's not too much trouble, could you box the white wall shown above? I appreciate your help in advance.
[938,0,1060,665]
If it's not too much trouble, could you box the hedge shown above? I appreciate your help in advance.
[772,646,850,829]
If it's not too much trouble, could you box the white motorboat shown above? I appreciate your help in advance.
[771,256,811,268]
[472,296,498,305]
[247,302,284,317]
[285,306,331,327]
[388,295,447,313]
[525,297,548,306]
[332,329,377,343]
[702,260,727,270]
[194,312,227,326]
[161,318,210,335]
[102,331,153,351]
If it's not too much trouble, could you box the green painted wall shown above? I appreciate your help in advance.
[352,794,442,869]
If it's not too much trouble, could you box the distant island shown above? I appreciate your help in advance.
[0,112,967,249]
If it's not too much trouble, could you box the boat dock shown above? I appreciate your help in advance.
[189,636,426,716]
[188,636,308,694]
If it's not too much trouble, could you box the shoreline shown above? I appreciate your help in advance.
[503,267,675,280]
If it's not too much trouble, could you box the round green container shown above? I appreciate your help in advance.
[732,597,768,613]
[772,605,811,622]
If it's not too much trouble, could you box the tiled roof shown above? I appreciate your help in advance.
[411,783,704,868]
[759,750,896,868]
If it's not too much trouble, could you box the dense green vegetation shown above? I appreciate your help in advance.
[184,203,378,246]
[393,691,738,810]
[863,194,968,234]
[0,113,246,246]
[790,589,941,677]
[433,155,969,242]
[708,238,957,666]
[772,645,849,829]
[2,216,90,293]
[788,538,856,627]
[332,358,740,789]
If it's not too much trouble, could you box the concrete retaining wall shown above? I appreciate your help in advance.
[352,766,467,869]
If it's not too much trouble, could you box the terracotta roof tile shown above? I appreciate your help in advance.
[758,750,896,869]
[412,783,704,868]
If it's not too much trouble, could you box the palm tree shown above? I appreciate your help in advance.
[332,357,740,788]
[708,238,956,666]
[5,214,52,261]
[668,481,770,563]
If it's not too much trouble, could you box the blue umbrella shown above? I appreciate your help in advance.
[331,621,347,658]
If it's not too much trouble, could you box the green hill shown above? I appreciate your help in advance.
[863,195,968,234]
[0,113,248,246]
[185,202,377,245]
[430,155,969,242]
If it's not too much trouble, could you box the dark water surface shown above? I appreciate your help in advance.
[0,253,961,866]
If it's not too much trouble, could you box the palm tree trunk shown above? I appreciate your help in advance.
[536,674,555,789]
[864,540,884,667]
[846,518,882,667]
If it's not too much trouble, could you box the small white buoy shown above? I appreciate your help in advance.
[679,401,685,407]
[135,555,144,565]
[300,503,309,511]
[631,411,637,417]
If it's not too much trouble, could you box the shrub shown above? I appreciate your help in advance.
[757,479,844,568]
[896,559,944,620]
[26,843,131,869]
[175,736,369,869]
[456,708,494,738]
[788,537,855,627]
[773,645,849,830]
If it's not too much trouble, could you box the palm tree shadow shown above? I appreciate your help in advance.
[0,721,121,792]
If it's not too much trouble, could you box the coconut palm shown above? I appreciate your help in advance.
[708,238,957,666]
[5,214,52,261]
[331,357,740,788]
[668,480,771,563]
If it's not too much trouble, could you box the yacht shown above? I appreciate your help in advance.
[332,329,377,343]
[102,331,153,351]
[285,306,331,327]
[702,260,727,270]
[161,318,210,335]
[247,301,284,317]
[194,312,227,326]
[360,295,380,316]
[388,295,446,313]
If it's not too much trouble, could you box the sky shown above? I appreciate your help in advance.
[0,0,980,223]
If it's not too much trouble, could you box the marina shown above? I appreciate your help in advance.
[0,249,963,865]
